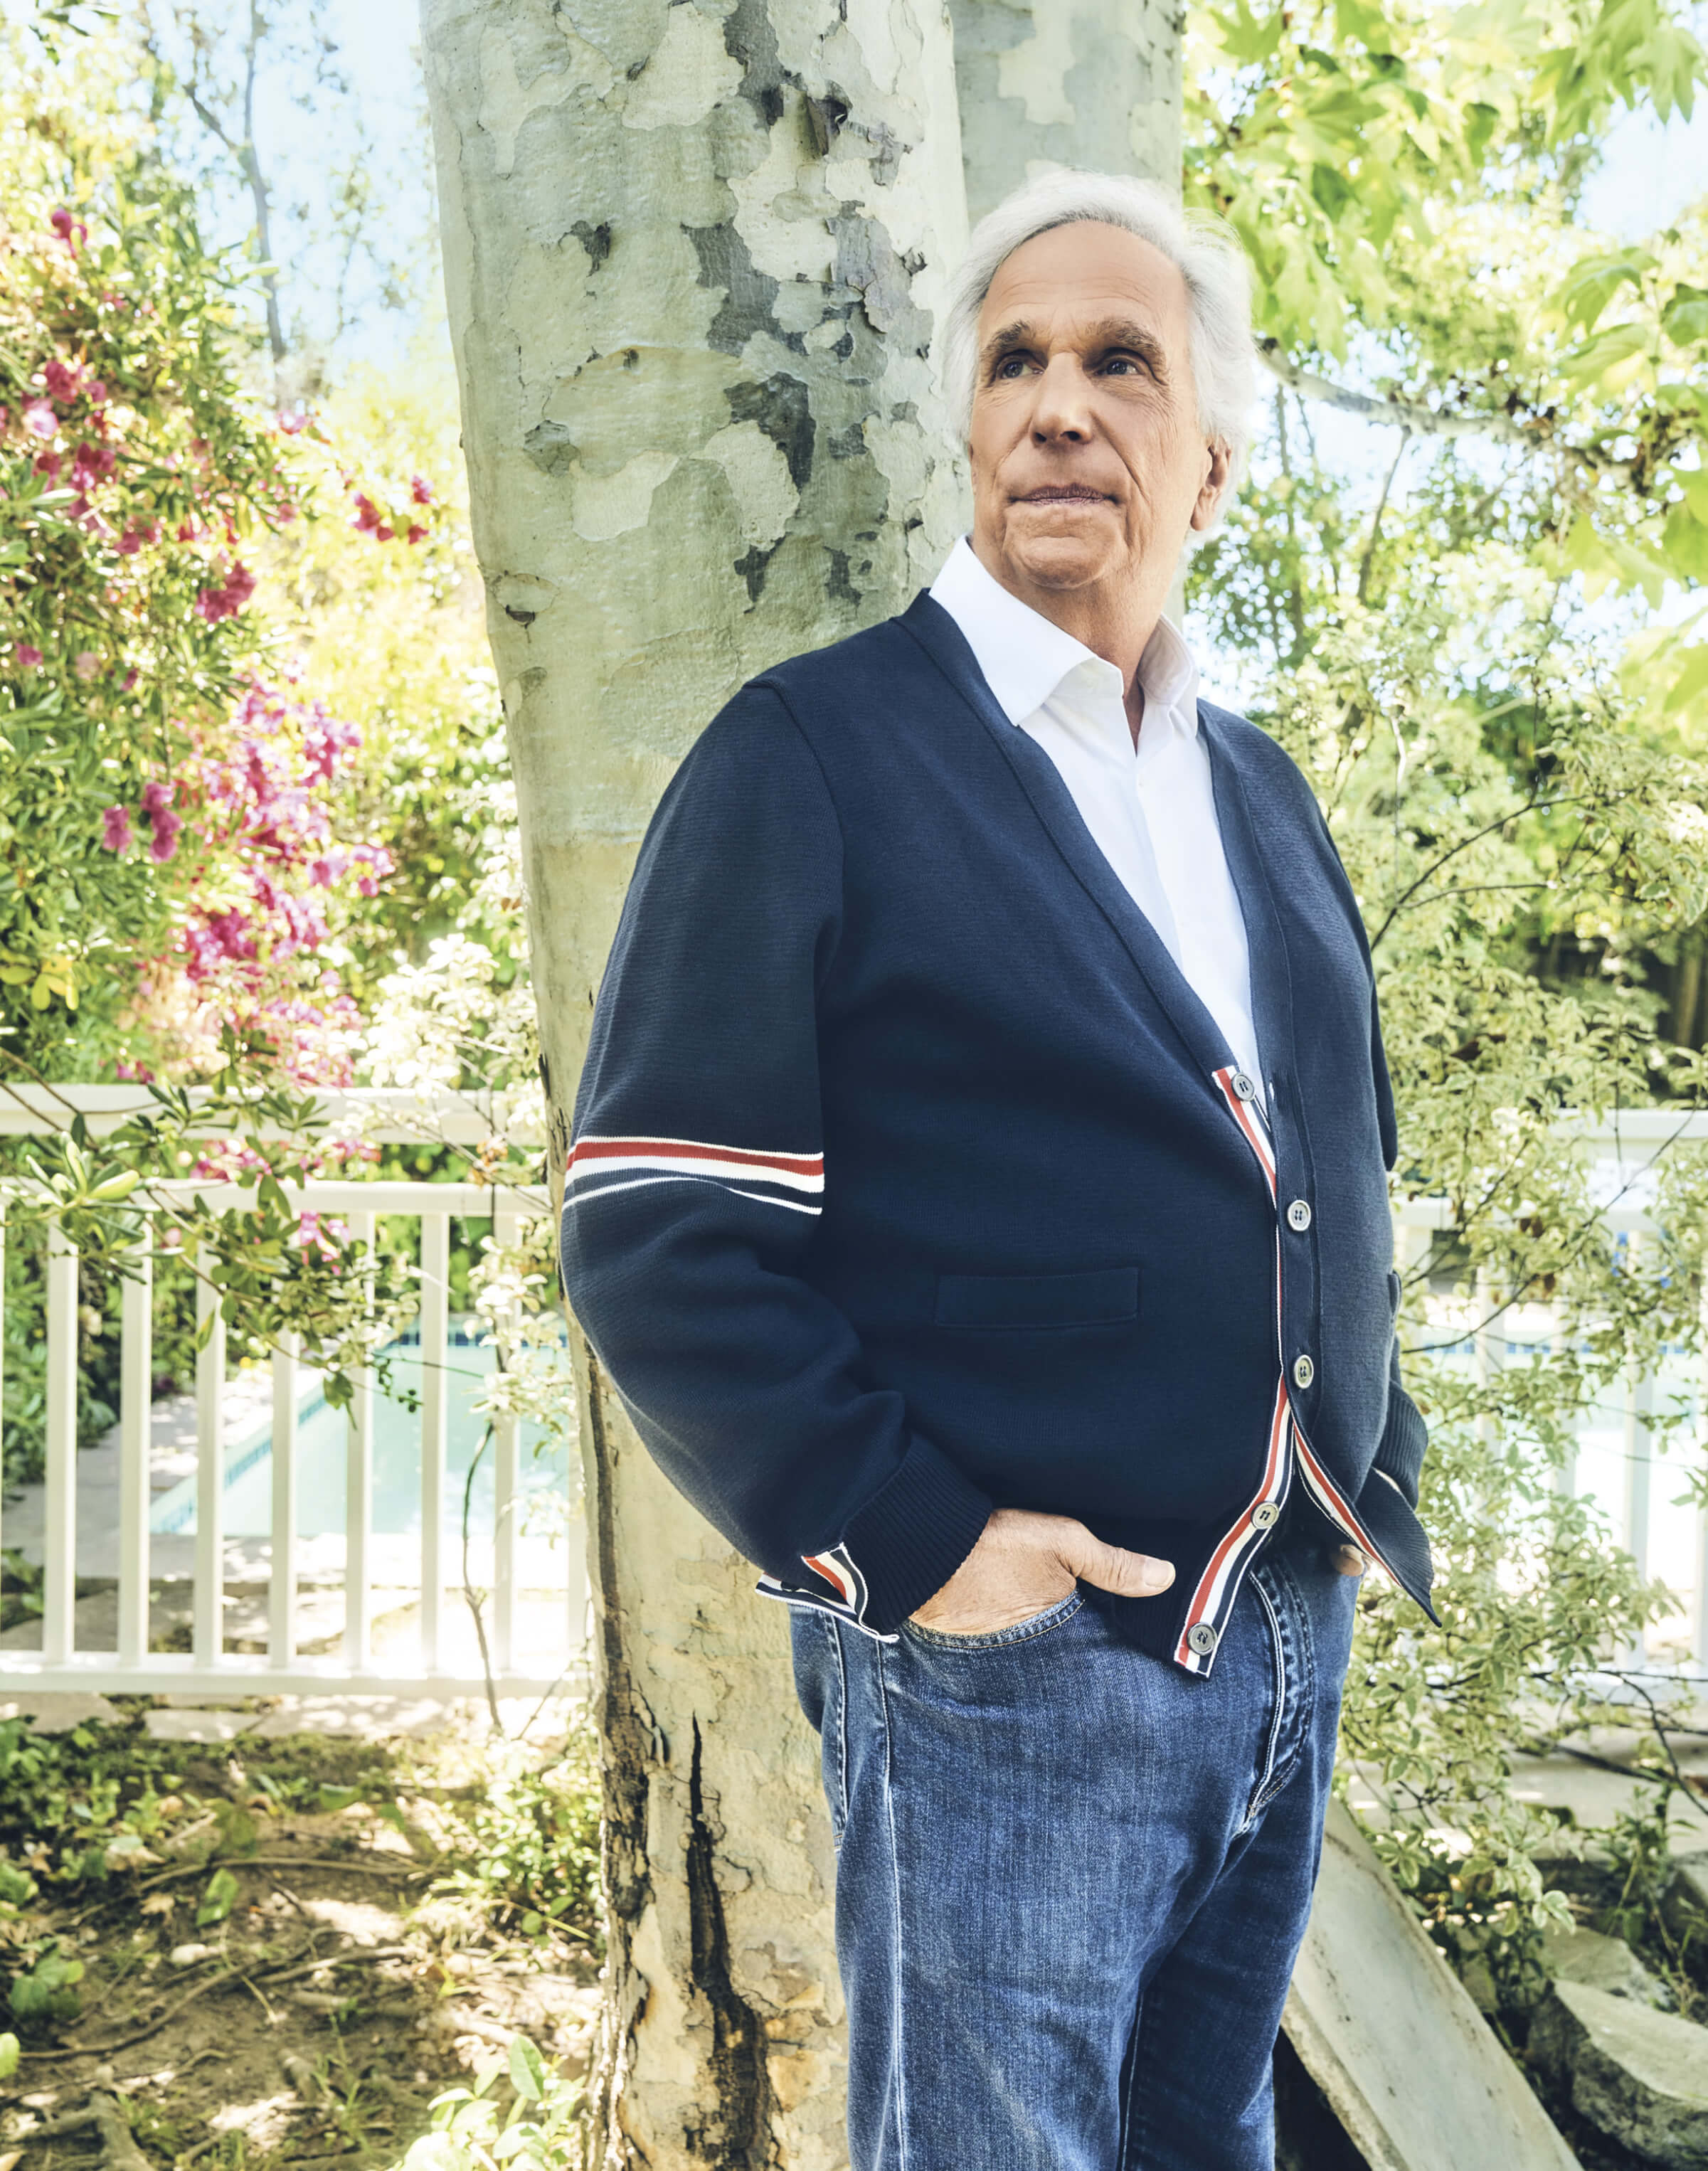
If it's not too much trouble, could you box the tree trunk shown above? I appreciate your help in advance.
[418,5,967,2165]
[948,0,1182,222]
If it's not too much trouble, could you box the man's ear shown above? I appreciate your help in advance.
[1189,441,1234,533]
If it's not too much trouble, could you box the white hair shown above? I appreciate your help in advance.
[939,168,1259,530]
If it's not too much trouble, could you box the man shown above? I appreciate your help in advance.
[561,167,1433,2171]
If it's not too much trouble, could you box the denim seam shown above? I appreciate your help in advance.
[901,1591,1083,1652]
[1123,1983,1162,2171]
[874,1640,911,2171]
[825,1612,850,1845]
[1241,1570,1289,1832]
[1253,1556,1317,1817]
[1117,1992,1145,2171]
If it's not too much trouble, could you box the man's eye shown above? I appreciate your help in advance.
[1103,355,1141,375]
[994,354,1030,378]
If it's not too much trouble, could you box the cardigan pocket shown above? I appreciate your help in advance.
[933,1265,1140,1331]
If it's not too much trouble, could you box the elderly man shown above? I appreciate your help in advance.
[561,168,1434,2171]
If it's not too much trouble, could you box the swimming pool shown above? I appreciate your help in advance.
[149,1319,573,1540]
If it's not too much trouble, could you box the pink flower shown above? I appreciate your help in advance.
[277,409,307,435]
[410,474,433,504]
[292,1209,346,1259]
[373,524,393,543]
[118,529,143,554]
[42,359,80,401]
[48,208,85,250]
[33,451,60,480]
[23,401,55,438]
[142,778,181,862]
[87,381,107,405]
[406,523,426,545]
[193,561,255,623]
[100,805,132,852]
[15,644,41,669]
[70,442,116,489]
[73,650,100,681]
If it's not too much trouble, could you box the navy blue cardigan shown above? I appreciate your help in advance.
[561,593,1433,1671]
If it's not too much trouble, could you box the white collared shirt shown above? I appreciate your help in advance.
[930,536,1264,1099]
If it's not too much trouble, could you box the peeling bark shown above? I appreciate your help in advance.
[949,0,1183,219]
[418,4,968,2165]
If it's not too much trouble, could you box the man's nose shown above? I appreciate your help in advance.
[1029,356,1094,444]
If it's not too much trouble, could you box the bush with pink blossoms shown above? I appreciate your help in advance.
[112,683,394,1084]
[0,116,305,1078]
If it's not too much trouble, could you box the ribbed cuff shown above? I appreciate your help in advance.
[842,1438,993,1633]
[1372,1380,1428,1508]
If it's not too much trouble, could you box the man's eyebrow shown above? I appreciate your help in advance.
[1083,317,1169,371]
[980,318,1039,363]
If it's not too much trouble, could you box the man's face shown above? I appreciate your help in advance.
[967,221,1229,602]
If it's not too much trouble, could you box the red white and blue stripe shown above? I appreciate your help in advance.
[566,1132,824,1216]
[758,1542,896,1642]
[1174,1066,1399,1676]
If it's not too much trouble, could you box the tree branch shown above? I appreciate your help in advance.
[1259,341,1537,451]
[1358,425,1411,604]
[242,0,287,369]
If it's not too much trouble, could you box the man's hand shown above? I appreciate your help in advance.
[909,1507,1175,1635]
[1332,1545,1369,1576]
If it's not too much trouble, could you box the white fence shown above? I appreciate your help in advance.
[3,1091,1708,1697]
[0,1087,586,1700]
[1395,1109,1708,1674]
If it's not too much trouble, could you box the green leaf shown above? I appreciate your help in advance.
[1664,645,1708,716]
[1662,501,1708,584]
[1556,323,1650,392]
[1663,285,1708,347]
[196,1865,240,1926]
[1556,251,1653,334]
[1310,163,1354,221]
[0,1863,37,1907]
[507,2035,546,2102]
[0,2034,18,2081]
[10,1948,84,2027]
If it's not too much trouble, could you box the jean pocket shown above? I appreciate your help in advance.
[902,1590,1083,1650]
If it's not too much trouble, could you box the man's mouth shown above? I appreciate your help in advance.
[1017,485,1112,504]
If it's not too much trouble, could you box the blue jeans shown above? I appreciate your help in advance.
[790,1541,1359,2171]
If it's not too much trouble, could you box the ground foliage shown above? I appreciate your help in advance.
[0,1701,602,2171]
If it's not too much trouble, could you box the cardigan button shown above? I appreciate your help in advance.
[1252,1502,1280,1529]
[1293,1353,1315,1390]
[1231,1072,1257,1101]
[1187,1623,1219,1656]
[1287,1199,1312,1232]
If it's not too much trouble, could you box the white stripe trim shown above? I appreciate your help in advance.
[568,1150,823,1193]
[563,1170,822,1214]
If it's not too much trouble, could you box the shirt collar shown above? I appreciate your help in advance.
[929,535,1199,738]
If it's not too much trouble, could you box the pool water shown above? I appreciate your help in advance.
[150,1320,573,1539]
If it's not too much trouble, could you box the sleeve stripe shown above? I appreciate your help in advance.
[569,1133,823,1182]
[564,1168,824,1216]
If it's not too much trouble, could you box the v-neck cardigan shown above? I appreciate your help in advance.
[560,593,1435,1671]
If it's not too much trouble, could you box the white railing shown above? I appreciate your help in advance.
[0,1088,585,1699]
[1396,1110,1708,1674]
[5,1093,1708,1694]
